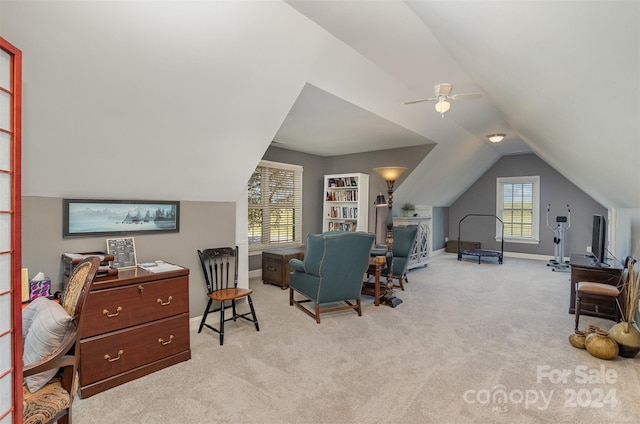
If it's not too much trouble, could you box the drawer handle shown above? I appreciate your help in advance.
[266,266,277,271]
[104,349,124,362]
[157,296,173,306]
[103,306,123,318]
[138,285,144,294]
[158,335,174,346]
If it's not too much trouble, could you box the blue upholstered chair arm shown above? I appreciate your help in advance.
[289,258,305,272]
[370,246,387,257]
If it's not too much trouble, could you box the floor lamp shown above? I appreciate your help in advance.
[373,166,407,308]
[374,192,387,245]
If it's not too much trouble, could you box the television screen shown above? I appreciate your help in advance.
[591,214,607,264]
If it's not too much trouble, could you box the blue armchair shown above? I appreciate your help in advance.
[289,231,375,323]
[370,225,418,290]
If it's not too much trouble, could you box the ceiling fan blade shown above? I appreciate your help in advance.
[404,99,430,104]
[450,92,483,100]
[405,96,438,105]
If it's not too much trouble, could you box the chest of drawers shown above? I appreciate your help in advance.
[78,266,191,398]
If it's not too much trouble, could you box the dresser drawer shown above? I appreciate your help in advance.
[79,314,189,385]
[81,276,189,338]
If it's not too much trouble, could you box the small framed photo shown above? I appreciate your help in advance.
[106,237,137,269]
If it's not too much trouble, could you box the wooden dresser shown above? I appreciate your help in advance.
[262,246,305,289]
[78,266,191,398]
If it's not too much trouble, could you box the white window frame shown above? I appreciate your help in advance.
[248,160,303,252]
[496,176,540,244]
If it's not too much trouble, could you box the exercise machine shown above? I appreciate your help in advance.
[546,204,571,272]
[457,214,504,264]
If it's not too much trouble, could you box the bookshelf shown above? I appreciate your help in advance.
[323,173,369,232]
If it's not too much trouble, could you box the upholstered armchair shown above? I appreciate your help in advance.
[370,225,418,290]
[22,256,100,424]
[289,231,375,323]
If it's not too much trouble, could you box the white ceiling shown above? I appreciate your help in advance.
[273,83,435,155]
[2,1,637,210]
[281,0,639,208]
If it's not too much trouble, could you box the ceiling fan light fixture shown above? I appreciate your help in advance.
[487,133,506,143]
[434,98,450,114]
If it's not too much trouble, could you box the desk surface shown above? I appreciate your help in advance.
[569,254,622,270]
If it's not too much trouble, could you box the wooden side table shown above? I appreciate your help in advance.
[262,246,305,289]
[362,258,384,306]
[569,254,622,318]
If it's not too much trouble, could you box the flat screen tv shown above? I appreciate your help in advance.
[591,214,607,265]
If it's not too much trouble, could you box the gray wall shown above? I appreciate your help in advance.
[432,206,449,250]
[325,144,435,232]
[252,145,434,270]
[22,197,235,318]
[448,154,607,257]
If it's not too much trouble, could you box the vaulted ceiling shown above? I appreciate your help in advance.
[1,1,638,209]
[280,1,639,209]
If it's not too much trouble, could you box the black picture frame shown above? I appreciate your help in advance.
[63,199,180,238]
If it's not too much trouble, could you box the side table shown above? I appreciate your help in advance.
[568,254,622,318]
[262,246,305,289]
[362,258,384,306]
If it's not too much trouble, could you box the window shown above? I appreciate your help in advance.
[496,176,540,244]
[248,160,303,250]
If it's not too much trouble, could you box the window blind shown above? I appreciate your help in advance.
[248,160,302,250]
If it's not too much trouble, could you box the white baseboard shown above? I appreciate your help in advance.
[503,251,555,261]
[190,316,202,332]
[249,269,262,280]
[439,248,552,262]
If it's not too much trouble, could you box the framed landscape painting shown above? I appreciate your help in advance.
[63,199,180,238]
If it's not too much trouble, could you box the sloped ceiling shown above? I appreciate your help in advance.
[273,83,435,155]
[2,1,638,209]
[285,0,640,209]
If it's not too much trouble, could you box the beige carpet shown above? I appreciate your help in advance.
[73,253,640,423]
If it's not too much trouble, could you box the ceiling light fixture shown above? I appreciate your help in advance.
[487,133,506,143]
[434,97,450,117]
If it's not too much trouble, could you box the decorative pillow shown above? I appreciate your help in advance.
[23,297,72,393]
[21,298,43,341]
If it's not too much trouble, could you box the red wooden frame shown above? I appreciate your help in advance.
[0,36,22,424]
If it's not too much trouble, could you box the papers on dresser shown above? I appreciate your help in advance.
[138,261,183,273]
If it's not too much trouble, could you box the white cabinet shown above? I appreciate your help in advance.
[393,214,432,269]
[323,173,369,232]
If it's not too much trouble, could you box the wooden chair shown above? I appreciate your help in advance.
[197,247,260,345]
[575,256,635,331]
[22,256,100,424]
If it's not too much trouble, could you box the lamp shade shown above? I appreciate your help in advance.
[434,99,450,114]
[374,166,408,183]
[374,193,387,206]
[487,133,506,143]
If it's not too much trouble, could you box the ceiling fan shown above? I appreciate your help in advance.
[405,83,483,117]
